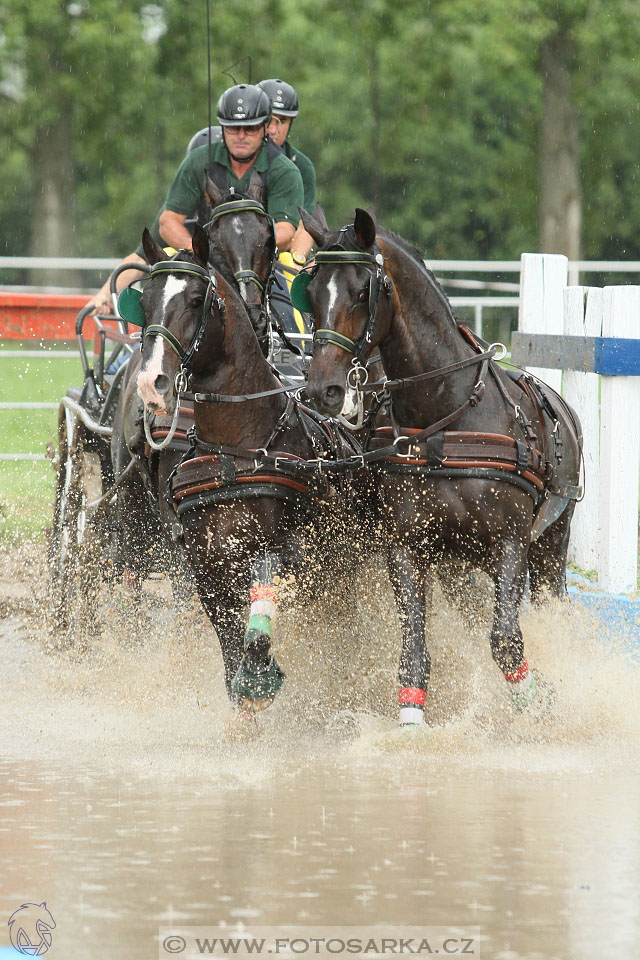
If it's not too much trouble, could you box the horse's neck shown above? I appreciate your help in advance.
[194,320,285,448]
[379,242,479,425]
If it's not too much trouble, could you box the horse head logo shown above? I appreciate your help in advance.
[8,902,56,956]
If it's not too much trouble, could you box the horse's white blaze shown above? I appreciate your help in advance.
[161,275,187,320]
[137,275,187,409]
[231,216,243,237]
[137,336,167,408]
[326,276,339,315]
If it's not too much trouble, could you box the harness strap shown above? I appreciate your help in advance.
[364,347,497,393]
[194,382,299,403]
[145,325,187,361]
[314,329,361,353]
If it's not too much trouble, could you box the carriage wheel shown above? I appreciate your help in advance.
[48,407,104,644]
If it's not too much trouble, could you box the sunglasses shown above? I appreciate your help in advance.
[225,124,264,134]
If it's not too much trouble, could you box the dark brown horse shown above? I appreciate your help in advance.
[110,178,278,593]
[299,207,582,725]
[135,224,357,723]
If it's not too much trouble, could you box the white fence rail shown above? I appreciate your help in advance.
[517,253,640,594]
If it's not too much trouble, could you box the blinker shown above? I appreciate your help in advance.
[117,286,146,327]
[290,270,313,314]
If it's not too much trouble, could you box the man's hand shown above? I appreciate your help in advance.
[85,289,112,316]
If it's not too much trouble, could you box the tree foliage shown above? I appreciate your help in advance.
[1,0,640,263]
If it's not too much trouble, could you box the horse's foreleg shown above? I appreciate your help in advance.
[230,552,286,712]
[387,544,431,725]
[490,538,538,708]
[198,589,245,697]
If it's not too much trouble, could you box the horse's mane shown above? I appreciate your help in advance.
[319,221,458,328]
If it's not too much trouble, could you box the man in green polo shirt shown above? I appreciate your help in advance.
[158,83,303,253]
[258,78,316,265]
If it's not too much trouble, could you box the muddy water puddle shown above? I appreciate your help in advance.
[1,556,639,959]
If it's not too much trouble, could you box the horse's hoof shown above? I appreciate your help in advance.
[224,709,259,742]
[510,671,556,716]
[238,696,275,714]
[231,656,285,703]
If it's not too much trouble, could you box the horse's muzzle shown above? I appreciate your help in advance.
[305,380,346,417]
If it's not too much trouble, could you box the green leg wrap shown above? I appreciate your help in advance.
[510,672,539,711]
[231,656,286,703]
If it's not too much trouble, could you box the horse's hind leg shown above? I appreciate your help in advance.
[387,544,431,725]
[528,502,575,603]
[230,552,286,712]
[490,537,539,708]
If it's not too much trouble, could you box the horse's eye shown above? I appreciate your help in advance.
[358,289,368,303]
[190,295,204,309]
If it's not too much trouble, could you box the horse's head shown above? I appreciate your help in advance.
[297,207,394,417]
[136,224,224,416]
[204,172,276,351]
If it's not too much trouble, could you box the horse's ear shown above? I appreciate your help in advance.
[354,208,376,249]
[299,207,329,247]
[205,174,224,207]
[142,228,165,265]
[192,223,210,268]
[246,169,264,204]
[312,203,329,232]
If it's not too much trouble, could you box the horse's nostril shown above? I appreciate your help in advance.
[324,384,345,407]
[154,374,170,396]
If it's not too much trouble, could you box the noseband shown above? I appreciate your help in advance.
[312,246,392,365]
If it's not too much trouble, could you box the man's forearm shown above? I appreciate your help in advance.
[275,221,296,251]
[159,210,193,251]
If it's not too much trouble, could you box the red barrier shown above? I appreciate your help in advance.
[0,292,95,340]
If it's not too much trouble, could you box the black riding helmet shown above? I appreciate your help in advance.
[187,125,222,154]
[257,79,299,117]
[216,84,271,126]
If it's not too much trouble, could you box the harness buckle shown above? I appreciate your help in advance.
[393,435,417,459]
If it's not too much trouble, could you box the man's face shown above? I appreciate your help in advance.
[223,123,265,161]
[266,114,292,147]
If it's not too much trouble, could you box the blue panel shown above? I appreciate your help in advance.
[594,337,640,376]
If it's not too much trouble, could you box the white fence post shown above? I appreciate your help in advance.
[598,286,640,593]
[518,253,568,394]
[563,287,602,572]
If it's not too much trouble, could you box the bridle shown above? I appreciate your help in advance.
[204,197,275,298]
[143,258,222,387]
[312,243,393,366]
[204,196,276,353]
[142,257,224,451]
